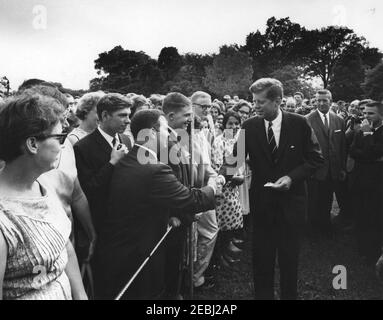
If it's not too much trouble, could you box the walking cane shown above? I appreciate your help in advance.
[187,112,195,299]
[114,225,173,300]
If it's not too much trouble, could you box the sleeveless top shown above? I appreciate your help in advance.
[0,182,72,300]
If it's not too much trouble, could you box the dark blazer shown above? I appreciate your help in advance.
[349,126,383,189]
[240,111,324,227]
[73,129,132,230]
[306,110,346,181]
[97,145,215,299]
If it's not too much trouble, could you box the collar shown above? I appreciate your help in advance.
[135,143,157,161]
[98,126,119,146]
[317,110,329,119]
[168,126,179,140]
[264,108,282,127]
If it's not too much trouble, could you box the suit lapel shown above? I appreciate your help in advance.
[274,111,290,164]
[328,112,337,139]
[315,110,329,138]
[93,129,113,155]
[119,133,133,150]
[254,117,273,164]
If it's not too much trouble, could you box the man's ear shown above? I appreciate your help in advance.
[25,137,39,155]
[101,110,109,122]
[275,97,282,107]
[167,112,175,122]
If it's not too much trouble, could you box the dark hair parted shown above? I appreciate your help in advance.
[96,93,132,119]
[162,92,191,115]
[0,93,62,162]
[249,78,283,101]
[130,109,164,140]
[222,110,241,129]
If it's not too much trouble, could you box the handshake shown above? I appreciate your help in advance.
[213,175,226,197]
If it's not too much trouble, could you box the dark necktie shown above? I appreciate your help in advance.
[268,121,277,161]
[323,114,329,131]
[112,136,118,147]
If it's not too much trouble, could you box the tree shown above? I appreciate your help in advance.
[158,47,183,81]
[270,65,315,98]
[299,26,365,88]
[204,45,253,98]
[363,62,383,101]
[92,45,164,94]
[243,17,305,79]
[328,47,365,101]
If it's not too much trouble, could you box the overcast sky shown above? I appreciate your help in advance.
[0,0,381,90]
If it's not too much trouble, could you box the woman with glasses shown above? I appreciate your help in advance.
[233,100,252,124]
[0,93,87,300]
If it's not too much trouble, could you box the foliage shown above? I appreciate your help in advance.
[204,45,253,98]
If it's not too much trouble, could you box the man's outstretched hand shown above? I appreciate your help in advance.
[264,176,292,191]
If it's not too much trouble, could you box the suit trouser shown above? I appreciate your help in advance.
[307,177,346,233]
[193,210,219,287]
[252,215,300,300]
[354,187,383,261]
[164,225,187,297]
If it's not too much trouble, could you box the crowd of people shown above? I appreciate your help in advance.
[0,77,382,300]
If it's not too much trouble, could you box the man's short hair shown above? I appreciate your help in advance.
[18,78,56,92]
[359,99,373,107]
[130,109,164,140]
[294,92,304,99]
[162,92,191,115]
[76,91,105,120]
[96,93,132,119]
[249,78,283,101]
[191,91,211,103]
[20,84,68,110]
[0,93,63,162]
[316,89,332,101]
[366,101,383,116]
[149,94,164,107]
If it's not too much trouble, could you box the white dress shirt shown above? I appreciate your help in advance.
[264,109,282,147]
[98,127,120,148]
[317,110,330,127]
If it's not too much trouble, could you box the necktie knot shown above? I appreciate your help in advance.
[112,137,117,147]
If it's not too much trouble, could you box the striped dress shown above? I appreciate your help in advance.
[0,182,72,300]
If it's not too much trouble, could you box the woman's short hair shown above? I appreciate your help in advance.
[76,91,105,120]
[0,93,63,162]
[210,103,222,114]
[222,110,241,129]
[233,100,251,112]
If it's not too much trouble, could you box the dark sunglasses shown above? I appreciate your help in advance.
[35,133,68,145]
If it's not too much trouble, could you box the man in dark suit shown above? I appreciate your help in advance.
[73,93,132,297]
[350,101,383,262]
[74,93,132,230]
[97,109,217,299]
[306,89,347,236]
[226,78,323,299]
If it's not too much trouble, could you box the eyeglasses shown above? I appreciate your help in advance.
[35,133,68,145]
[193,103,211,110]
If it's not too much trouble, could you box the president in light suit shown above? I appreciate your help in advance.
[227,78,323,299]
[306,89,347,236]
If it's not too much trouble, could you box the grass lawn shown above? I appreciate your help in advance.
[194,199,383,300]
